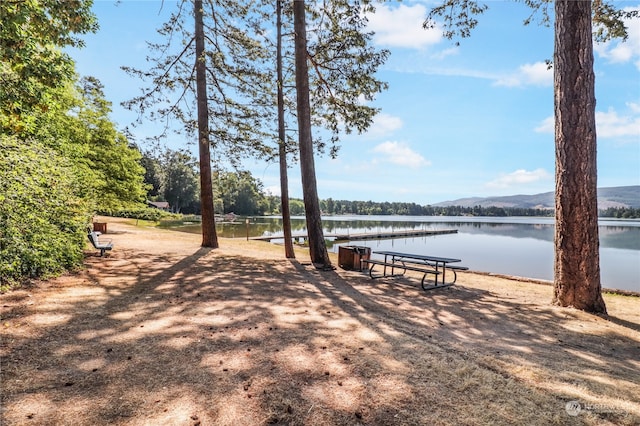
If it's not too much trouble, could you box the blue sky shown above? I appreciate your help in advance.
[69,1,640,204]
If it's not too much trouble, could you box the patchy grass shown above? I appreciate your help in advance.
[2,217,639,425]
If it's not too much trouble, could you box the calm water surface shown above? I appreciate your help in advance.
[167,215,640,292]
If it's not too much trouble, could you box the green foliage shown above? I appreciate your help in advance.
[0,136,89,288]
[423,0,489,44]
[27,77,149,211]
[592,0,640,42]
[315,199,637,218]
[1,1,149,285]
[98,207,179,222]
[73,77,149,211]
[0,0,97,133]
[306,0,390,155]
[140,148,200,214]
[163,150,200,214]
[261,1,390,158]
[122,0,275,164]
[215,170,268,215]
[288,199,306,216]
[140,153,164,197]
[316,197,555,217]
[423,0,637,45]
[599,207,640,219]
[139,148,274,216]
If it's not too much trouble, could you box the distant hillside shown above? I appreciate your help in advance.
[434,186,640,209]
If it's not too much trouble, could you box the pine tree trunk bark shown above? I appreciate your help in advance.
[293,0,332,269]
[195,0,219,248]
[277,0,295,259]
[553,0,605,313]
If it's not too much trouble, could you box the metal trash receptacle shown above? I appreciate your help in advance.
[338,245,371,271]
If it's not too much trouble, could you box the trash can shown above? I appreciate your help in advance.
[338,245,371,271]
[93,222,107,234]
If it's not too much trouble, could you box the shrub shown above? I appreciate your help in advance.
[97,207,180,222]
[0,136,90,289]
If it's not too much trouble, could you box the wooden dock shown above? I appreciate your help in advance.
[250,228,457,242]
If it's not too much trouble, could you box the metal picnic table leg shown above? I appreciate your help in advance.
[383,254,388,276]
[387,254,397,277]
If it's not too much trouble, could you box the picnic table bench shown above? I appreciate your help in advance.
[361,250,468,291]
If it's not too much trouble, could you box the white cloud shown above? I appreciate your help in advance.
[431,46,459,60]
[603,42,634,63]
[494,62,552,87]
[596,108,640,139]
[535,116,554,134]
[403,61,551,88]
[486,169,552,189]
[535,105,640,140]
[594,7,640,70]
[372,141,431,168]
[264,185,281,197]
[365,113,404,137]
[389,63,499,80]
[366,4,441,49]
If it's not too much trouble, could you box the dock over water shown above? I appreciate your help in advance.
[250,228,457,242]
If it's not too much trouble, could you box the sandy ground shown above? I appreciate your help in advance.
[1,217,639,426]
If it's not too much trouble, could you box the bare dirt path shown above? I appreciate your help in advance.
[2,217,639,425]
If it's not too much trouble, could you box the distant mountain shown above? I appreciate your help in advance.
[433,186,640,209]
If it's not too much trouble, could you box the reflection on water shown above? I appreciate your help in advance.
[160,215,640,292]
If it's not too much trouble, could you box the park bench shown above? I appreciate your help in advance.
[87,231,113,257]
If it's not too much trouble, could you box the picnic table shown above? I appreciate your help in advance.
[361,250,468,291]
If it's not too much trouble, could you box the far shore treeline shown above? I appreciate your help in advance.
[307,199,640,219]
[140,149,639,219]
[146,189,639,219]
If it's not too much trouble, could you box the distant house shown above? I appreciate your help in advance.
[147,201,170,211]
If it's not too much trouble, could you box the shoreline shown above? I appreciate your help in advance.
[464,270,640,297]
[162,215,640,294]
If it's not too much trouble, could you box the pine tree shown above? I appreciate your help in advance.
[424,0,637,312]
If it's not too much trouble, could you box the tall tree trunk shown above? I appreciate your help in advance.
[195,0,219,248]
[277,0,295,259]
[553,0,605,313]
[293,0,332,269]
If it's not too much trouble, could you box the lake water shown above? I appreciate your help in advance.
[168,215,640,293]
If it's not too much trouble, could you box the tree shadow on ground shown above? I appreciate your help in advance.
[300,265,640,424]
[605,314,640,332]
[1,243,638,426]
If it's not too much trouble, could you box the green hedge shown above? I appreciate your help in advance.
[1,136,89,289]
[97,207,180,222]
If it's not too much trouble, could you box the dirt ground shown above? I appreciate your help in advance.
[1,217,639,426]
